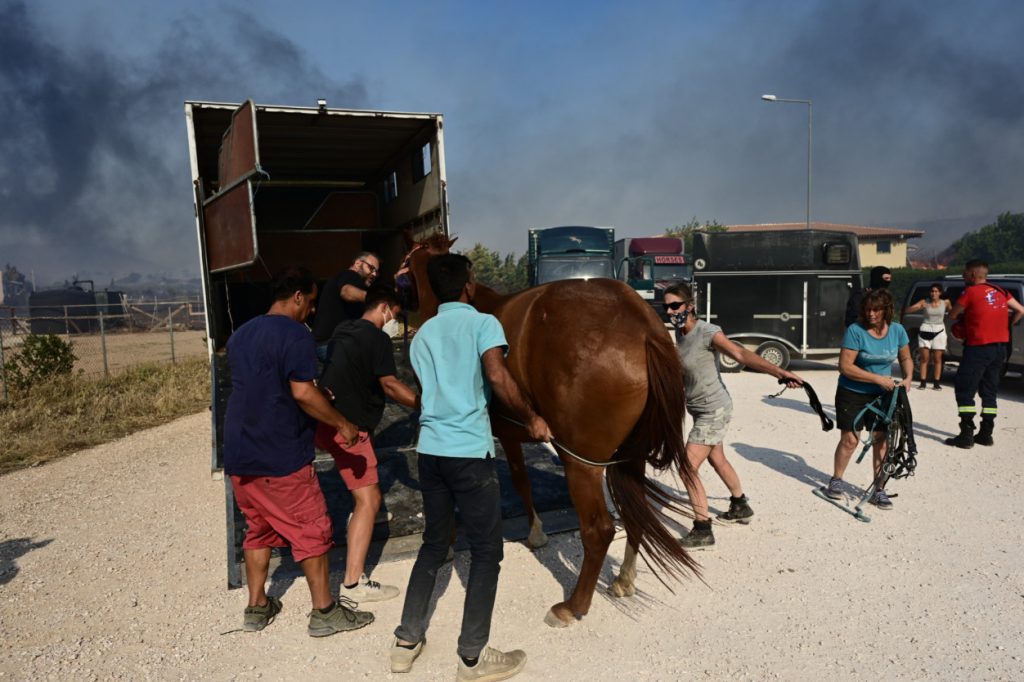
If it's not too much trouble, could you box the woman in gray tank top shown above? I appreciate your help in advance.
[664,284,805,551]
[903,283,951,389]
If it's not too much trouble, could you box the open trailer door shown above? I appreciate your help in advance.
[201,100,260,273]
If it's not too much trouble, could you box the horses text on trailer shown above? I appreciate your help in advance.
[691,229,861,370]
[527,226,615,287]
[184,99,449,586]
[614,237,691,316]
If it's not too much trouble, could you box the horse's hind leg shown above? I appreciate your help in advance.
[545,464,614,628]
[610,541,638,597]
[500,437,547,549]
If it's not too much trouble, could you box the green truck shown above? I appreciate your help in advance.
[527,226,615,287]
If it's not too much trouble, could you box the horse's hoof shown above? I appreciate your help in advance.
[543,607,574,628]
[609,580,635,598]
[526,528,549,549]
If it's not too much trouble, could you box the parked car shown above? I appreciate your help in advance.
[901,274,1024,374]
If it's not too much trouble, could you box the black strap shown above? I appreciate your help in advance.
[768,381,834,431]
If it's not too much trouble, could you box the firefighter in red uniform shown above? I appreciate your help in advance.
[945,259,1024,448]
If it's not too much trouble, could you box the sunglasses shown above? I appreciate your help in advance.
[663,301,686,311]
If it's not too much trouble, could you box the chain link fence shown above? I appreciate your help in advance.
[0,298,208,400]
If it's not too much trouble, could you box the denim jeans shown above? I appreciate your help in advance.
[394,454,504,658]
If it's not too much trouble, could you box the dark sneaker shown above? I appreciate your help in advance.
[456,646,527,681]
[717,495,754,524]
[869,489,893,510]
[918,381,928,390]
[340,574,399,603]
[931,381,942,390]
[680,526,715,550]
[390,638,424,673]
[822,477,844,500]
[243,596,282,632]
[307,597,374,637]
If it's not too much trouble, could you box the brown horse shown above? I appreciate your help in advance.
[402,234,699,627]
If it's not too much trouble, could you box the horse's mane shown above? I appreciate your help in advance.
[416,232,453,250]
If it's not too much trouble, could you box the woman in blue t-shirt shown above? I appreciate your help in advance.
[823,289,914,510]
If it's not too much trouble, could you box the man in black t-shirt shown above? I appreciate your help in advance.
[316,285,419,605]
[312,251,380,360]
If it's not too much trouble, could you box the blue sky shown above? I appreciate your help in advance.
[2,0,1022,283]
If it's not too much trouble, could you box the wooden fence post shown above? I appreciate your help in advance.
[168,310,176,364]
[0,322,7,402]
[99,310,109,377]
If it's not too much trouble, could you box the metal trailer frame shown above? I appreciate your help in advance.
[184,99,450,587]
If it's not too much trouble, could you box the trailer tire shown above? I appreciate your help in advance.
[719,352,743,373]
[755,341,790,370]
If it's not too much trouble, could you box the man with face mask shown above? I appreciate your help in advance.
[316,284,420,604]
[845,266,892,328]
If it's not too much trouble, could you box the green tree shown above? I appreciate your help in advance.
[3,334,78,393]
[458,243,528,294]
[663,217,726,252]
[950,212,1024,266]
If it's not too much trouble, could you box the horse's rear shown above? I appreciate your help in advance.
[489,278,698,626]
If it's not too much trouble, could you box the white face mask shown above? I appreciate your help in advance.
[382,308,401,337]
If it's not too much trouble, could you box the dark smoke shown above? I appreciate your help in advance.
[0,1,367,284]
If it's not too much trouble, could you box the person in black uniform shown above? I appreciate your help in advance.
[845,266,892,328]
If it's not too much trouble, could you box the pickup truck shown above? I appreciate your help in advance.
[901,275,1024,374]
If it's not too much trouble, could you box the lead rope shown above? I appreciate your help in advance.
[495,414,630,467]
[766,380,834,431]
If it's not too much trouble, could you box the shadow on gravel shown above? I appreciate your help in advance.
[759,393,837,426]
[731,442,830,491]
[0,537,53,586]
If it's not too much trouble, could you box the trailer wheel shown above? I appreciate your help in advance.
[719,352,743,373]
[755,341,790,370]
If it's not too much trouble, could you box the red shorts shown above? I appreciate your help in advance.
[315,422,380,490]
[230,464,333,562]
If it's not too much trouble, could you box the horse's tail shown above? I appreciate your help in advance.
[605,331,701,580]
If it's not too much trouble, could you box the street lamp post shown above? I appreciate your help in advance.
[761,94,812,230]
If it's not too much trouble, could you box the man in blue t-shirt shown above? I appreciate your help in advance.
[389,254,552,680]
[223,266,372,637]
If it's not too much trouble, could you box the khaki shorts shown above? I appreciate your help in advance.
[687,403,733,446]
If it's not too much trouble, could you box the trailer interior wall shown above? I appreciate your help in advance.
[185,101,447,351]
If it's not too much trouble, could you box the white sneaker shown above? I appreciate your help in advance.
[456,646,527,681]
[339,574,399,603]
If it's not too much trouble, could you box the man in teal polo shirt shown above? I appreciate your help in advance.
[390,253,552,681]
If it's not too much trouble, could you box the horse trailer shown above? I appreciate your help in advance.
[691,230,861,370]
[185,99,450,586]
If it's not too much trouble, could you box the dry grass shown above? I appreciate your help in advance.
[0,357,210,475]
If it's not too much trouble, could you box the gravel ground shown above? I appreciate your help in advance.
[2,364,1023,681]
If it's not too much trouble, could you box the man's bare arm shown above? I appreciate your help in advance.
[341,284,367,303]
[481,347,553,442]
[379,375,420,410]
[291,380,359,444]
[1008,296,1024,326]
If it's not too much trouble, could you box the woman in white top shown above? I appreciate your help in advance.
[903,284,952,390]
